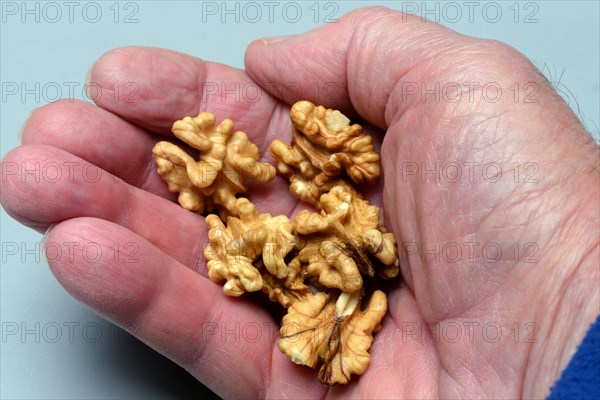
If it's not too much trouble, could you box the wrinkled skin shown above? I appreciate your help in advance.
[1,7,598,399]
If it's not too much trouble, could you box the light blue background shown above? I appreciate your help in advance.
[1,1,598,399]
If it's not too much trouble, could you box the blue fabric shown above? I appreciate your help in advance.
[548,314,600,399]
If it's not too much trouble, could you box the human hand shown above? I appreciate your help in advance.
[1,6,598,399]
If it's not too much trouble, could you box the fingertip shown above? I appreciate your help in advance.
[0,145,22,211]
[84,47,133,102]
[83,58,95,101]
[245,27,353,114]
[42,217,164,321]
[0,144,51,214]
[17,109,35,145]
[20,99,89,145]
[84,46,220,132]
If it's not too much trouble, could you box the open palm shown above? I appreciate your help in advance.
[2,7,598,399]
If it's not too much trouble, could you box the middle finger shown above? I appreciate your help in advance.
[2,143,209,273]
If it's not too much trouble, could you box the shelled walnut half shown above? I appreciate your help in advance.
[152,112,276,219]
[204,198,299,296]
[270,101,380,207]
[295,186,399,292]
[279,290,387,385]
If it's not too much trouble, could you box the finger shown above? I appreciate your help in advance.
[45,217,273,398]
[86,46,305,213]
[21,99,173,199]
[87,46,291,153]
[244,6,515,128]
[1,144,207,270]
[1,144,310,270]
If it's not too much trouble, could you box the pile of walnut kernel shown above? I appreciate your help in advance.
[152,100,399,385]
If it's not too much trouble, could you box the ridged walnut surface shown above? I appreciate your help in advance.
[278,290,387,385]
[154,103,399,385]
[270,100,380,207]
[152,112,276,219]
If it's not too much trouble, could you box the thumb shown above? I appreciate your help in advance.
[245,6,478,129]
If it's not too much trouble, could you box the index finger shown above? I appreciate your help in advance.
[87,46,292,153]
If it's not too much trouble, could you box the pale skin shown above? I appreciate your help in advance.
[1,7,598,399]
